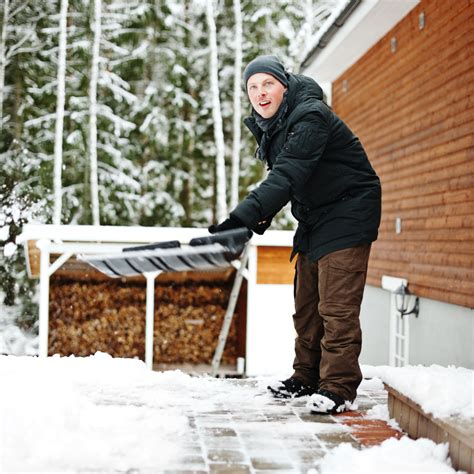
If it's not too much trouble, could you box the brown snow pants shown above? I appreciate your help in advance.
[291,244,371,401]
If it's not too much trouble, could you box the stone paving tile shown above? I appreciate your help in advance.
[253,471,299,474]
[203,437,243,449]
[209,464,251,473]
[206,449,248,463]
[250,457,295,470]
[202,427,238,437]
[162,471,208,474]
[123,378,400,473]
[179,444,204,455]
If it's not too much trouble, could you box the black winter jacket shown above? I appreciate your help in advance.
[231,73,381,261]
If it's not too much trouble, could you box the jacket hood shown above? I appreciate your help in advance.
[286,73,324,110]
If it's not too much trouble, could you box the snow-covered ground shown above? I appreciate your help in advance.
[0,353,461,472]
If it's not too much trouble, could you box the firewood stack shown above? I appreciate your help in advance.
[48,275,239,365]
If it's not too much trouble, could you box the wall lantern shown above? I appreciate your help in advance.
[394,284,419,319]
[382,275,419,319]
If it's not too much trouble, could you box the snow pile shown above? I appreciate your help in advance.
[317,437,456,473]
[0,353,188,471]
[0,352,270,471]
[363,365,474,419]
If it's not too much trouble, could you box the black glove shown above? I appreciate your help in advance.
[208,215,245,234]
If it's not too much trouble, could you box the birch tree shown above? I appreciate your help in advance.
[53,0,69,225]
[0,0,10,131]
[89,0,101,225]
[206,0,227,222]
[230,0,242,210]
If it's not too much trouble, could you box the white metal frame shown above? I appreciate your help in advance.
[35,240,129,360]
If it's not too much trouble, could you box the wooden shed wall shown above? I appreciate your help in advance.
[332,0,474,308]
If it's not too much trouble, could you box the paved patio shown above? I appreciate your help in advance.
[145,377,402,474]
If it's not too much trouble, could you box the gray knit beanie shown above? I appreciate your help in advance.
[243,55,288,89]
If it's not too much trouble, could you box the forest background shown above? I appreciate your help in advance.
[0,0,338,332]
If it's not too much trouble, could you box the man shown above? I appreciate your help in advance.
[209,55,381,414]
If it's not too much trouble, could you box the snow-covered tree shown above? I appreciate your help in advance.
[88,0,101,226]
[206,0,227,222]
[53,0,68,225]
[230,0,242,210]
[0,0,10,131]
[0,0,343,332]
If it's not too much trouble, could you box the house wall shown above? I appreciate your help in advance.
[359,285,391,366]
[331,0,474,309]
[408,297,474,368]
[359,285,474,369]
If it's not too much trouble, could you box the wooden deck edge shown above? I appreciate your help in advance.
[384,383,474,473]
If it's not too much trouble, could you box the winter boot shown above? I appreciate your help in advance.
[267,377,318,399]
[307,388,348,414]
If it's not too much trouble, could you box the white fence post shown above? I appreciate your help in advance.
[145,272,160,370]
[38,240,51,358]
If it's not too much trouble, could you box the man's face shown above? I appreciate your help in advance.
[247,73,287,119]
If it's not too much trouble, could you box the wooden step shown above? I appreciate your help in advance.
[385,383,473,472]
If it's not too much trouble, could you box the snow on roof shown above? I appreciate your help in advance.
[301,0,420,82]
[17,224,294,248]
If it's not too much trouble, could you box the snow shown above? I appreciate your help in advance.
[317,437,456,473]
[0,226,9,240]
[363,365,474,420]
[0,299,38,356]
[0,354,460,473]
[365,403,401,430]
[0,353,187,471]
[3,242,16,257]
[0,354,290,471]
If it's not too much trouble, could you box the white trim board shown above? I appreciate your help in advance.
[17,224,294,248]
[303,0,420,83]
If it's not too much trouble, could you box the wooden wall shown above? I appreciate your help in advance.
[332,0,474,308]
[257,246,294,284]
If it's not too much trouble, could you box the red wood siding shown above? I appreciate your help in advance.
[332,0,474,308]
